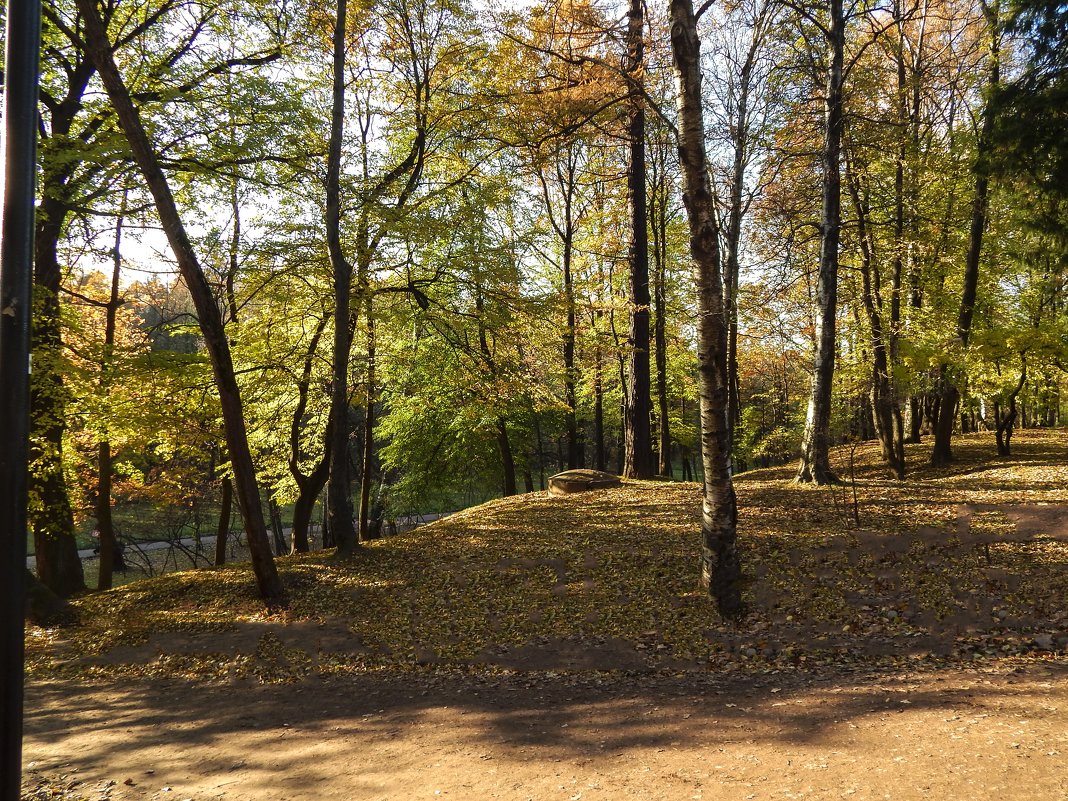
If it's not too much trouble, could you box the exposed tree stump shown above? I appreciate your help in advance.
[547,469,621,496]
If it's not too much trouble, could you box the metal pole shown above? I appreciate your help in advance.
[1,0,43,797]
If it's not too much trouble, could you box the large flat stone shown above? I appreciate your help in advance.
[547,469,621,496]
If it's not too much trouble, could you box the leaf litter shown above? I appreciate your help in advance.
[25,430,1068,683]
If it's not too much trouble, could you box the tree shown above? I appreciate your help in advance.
[704,0,783,459]
[670,0,743,618]
[795,0,846,484]
[324,0,359,555]
[622,0,654,479]
[931,0,1003,466]
[76,0,284,603]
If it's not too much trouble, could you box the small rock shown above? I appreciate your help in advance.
[1033,634,1054,650]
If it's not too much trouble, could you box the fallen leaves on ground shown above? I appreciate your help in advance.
[24,430,1068,683]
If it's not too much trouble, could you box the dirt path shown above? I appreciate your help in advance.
[23,663,1068,801]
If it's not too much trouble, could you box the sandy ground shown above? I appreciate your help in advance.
[22,662,1068,801]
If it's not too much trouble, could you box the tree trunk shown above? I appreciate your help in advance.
[96,197,127,591]
[797,0,844,485]
[286,313,330,553]
[722,11,765,464]
[325,0,358,555]
[30,201,85,598]
[651,181,672,478]
[670,0,743,618]
[497,418,518,496]
[623,0,654,479]
[931,7,999,466]
[995,361,1026,456]
[594,346,607,471]
[563,231,582,469]
[845,151,905,479]
[268,495,287,554]
[28,55,97,600]
[906,396,923,442]
[290,464,326,554]
[215,478,232,566]
[358,299,376,541]
[76,0,284,603]
[95,442,116,590]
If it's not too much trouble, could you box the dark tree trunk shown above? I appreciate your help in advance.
[623,0,654,479]
[932,379,961,465]
[215,478,232,566]
[325,0,358,555]
[650,168,672,478]
[268,495,286,555]
[797,0,844,485]
[845,150,905,479]
[497,418,518,496]
[30,275,84,597]
[907,395,923,442]
[287,314,331,553]
[77,0,284,602]
[96,197,129,591]
[30,200,85,598]
[994,361,1026,456]
[290,465,326,554]
[931,7,999,466]
[721,10,767,463]
[533,408,546,489]
[670,0,743,618]
[473,277,516,495]
[320,486,334,548]
[653,279,672,477]
[563,237,582,469]
[536,150,586,471]
[28,48,96,600]
[594,346,607,471]
[358,299,376,542]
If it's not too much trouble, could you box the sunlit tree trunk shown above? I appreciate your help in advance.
[670,0,743,618]
[796,0,844,485]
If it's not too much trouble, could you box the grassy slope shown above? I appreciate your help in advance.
[26,430,1068,681]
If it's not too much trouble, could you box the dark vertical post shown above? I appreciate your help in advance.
[1,0,43,796]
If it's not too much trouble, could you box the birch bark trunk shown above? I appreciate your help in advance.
[670,0,743,618]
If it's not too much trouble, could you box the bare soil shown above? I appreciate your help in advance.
[22,663,1068,801]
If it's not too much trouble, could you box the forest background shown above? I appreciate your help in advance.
[20,0,1068,611]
